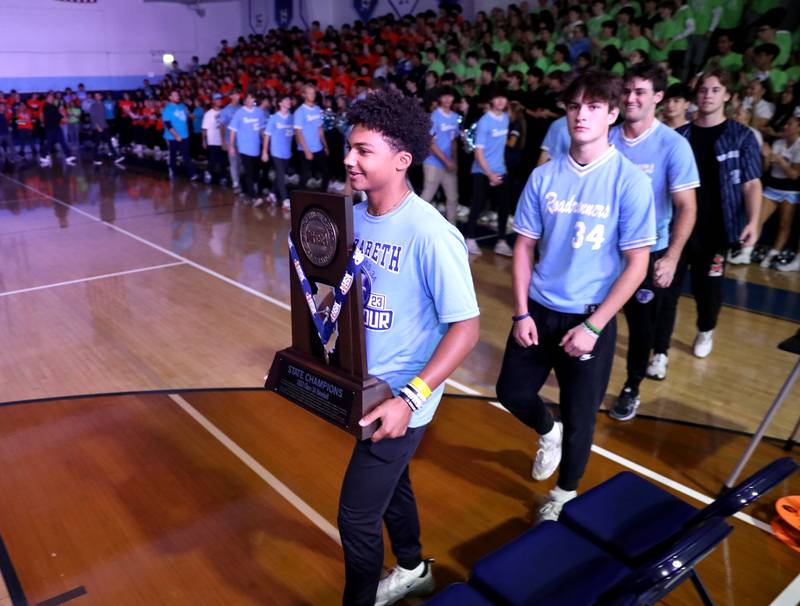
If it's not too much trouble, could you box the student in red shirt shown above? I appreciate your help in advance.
[15,104,37,160]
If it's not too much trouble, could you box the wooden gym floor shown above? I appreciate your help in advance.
[0,163,798,605]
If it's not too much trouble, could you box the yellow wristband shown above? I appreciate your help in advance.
[409,376,432,400]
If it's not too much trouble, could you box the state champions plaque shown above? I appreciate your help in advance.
[265,191,392,440]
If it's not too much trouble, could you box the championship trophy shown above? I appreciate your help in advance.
[265,191,392,440]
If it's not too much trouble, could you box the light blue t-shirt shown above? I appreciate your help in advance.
[266,111,294,159]
[218,102,239,128]
[471,110,509,175]
[293,103,324,153]
[541,116,570,158]
[162,102,190,141]
[228,106,264,157]
[609,121,699,252]
[354,191,480,428]
[425,108,461,169]
[514,145,656,313]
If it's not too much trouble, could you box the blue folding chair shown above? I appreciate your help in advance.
[468,521,632,605]
[464,518,731,606]
[560,457,798,562]
[425,582,496,605]
[597,519,733,606]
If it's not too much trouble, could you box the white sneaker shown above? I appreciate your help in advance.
[538,487,577,522]
[532,421,562,481]
[375,560,435,606]
[465,238,482,256]
[65,156,76,165]
[93,159,103,166]
[456,204,470,219]
[266,192,277,204]
[760,249,780,268]
[727,246,752,265]
[776,257,800,272]
[693,330,714,358]
[39,156,52,167]
[203,170,212,184]
[282,198,291,210]
[493,240,513,257]
[252,197,265,208]
[646,353,668,380]
[114,155,125,165]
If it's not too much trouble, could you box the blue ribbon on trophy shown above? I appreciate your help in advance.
[275,0,293,28]
[287,233,367,360]
[353,0,379,22]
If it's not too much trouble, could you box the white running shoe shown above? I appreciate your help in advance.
[252,197,265,208]
[465,238,482,256]
[538,487,577,523]
[114,155,125,165]
[493,240,513,257]
[776,257,800,272]
[646,353,668,380]
[727,246,752,265]
[375,560,435,606]
[266,192,277,205]
[760,249,780,268]
[65,156,77,165]
[693,330,714,358]
[39,156,52,167]
[532,421,562,481]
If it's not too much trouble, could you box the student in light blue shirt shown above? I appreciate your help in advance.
[420,87,461,223]
[262,93,294,206]
[293,83,329,191]
[228,93,265,204]
[608,63,698,422]
[219,91,241,190]
[339,90,479,606]
[162,90,197,180]
[464,85,513,257]
[496,69,656,523]
[538,115,570,164]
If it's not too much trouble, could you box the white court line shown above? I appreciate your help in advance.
[770,573,800,606]
[169,393,341,546]
[3,174,775,537]
[0,261,185,298]
[481,399,774,534]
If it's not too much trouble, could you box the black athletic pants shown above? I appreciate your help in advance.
[654,235,726,354]
[270,156,290,201]
[206,145,226,183]
[93,128,120,160]
[43,128,72,159]
[240,153,259,198]
[465,173,510,242]
[168,138,195,177]
[299,149,329,191]
[622,250,667,390]
[496,300,617,492]
[338,426,426,606]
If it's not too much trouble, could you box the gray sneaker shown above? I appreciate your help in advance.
[609,387,640,421]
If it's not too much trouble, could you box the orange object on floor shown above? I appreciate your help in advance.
[772,496,800,553]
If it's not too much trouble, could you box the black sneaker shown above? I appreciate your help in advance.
[609,387,640,421]
[750,245,769,264]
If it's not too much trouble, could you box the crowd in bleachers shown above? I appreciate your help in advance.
[0,1,798,268]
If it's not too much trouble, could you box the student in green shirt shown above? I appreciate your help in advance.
[594,20,622,52]
[610,0,641,18]
[751,43,789,93]
[703,32,743,73]
[507,46,529,75]
[425,49,445,76]
[718,0,745,30]
[545,45,572,75]
[670,0,695,77]
[622,18,651,60]
[529,41,551,73]
[755,18,792,67]
[648,1,680,63]
[616,7,636,42]
[463,51,482,81]
[587,0,608,39]
[445,50,466,81]
[601,45,626,75]
[492,29,512,59]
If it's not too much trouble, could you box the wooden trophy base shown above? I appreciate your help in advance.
[265,348,393,440]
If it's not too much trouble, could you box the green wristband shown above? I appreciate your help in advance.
[583,320,603,336]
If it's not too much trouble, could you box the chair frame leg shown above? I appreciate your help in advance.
[689,570,715,606]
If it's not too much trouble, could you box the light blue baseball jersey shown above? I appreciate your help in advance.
[514,145,656,313]
[471,110,509,175]
[541,116,570,158]
[610,120,699,252]
[228,106,264,156]
[266,111,294,159]
[293,103,324,153]
[219,102,239,128]
[425,108,461,169]
[162,103,190,141]
[354,191,480,428]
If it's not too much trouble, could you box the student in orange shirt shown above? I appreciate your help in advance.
[15,104,37,160]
